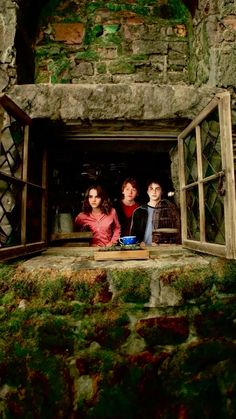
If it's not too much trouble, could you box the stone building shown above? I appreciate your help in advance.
[0,0,236,258]
[1,3,236,418]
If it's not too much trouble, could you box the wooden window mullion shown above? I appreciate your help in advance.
[196,125,205,242]
[21,125,29,244]
[219,94,236,258]
[178,137,187,241]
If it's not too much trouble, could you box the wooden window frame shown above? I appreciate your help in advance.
[0,94,47,261]
[178,92,236,259]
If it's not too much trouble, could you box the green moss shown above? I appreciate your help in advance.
[161,265,215,299]
[0,263,15,280]
[61,16,82,23]
[48,57,70,83]
[103,24,120,34]
[35,44,63,58]
[1,290,15,305]
[35,69,50,83]
[110,269,151,303]
[216,261,236,293]
[86,1,151,17]
[86,2,103,14]
[96,62,107,74]
[131,54,148,61]
[75,50,99,61]
[39,276,66,302]
[158,0,190,22]
[84,24,104,44]
[109,60,135,74]
[75,310,130,349]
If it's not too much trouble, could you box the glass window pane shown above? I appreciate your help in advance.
[26,186,42,243]
[0,179,22,247]
[184,130,198,184]
[204,180,225,244]
[0,121,24,179]
[200,110,222,178]
[186,187,200,240]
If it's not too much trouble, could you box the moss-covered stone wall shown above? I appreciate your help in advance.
[35,0,191,84]
[189,0,236,88]
[0,257,236,417]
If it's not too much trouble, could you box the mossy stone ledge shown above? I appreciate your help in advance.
[0,251,236,417]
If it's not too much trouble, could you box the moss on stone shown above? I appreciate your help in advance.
[109,268,151,303]
[158,0,190,22]
[74,309,130,349]
[103,24,120,34]
[96,62,107,74]
[75,50,99,61]
[94,33,122,49]
[160,265,215,300]
[48,57,70,83]
[215,261,236,293]
[109,60,135,74]
[84,24,104,44]
[131,54,149,61]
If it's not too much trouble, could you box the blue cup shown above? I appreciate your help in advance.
[119,236,138,245]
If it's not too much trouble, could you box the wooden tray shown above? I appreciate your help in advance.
[94,249,149,261]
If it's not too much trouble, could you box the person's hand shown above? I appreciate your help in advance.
[151,242,158,247]
[140,241,146,248]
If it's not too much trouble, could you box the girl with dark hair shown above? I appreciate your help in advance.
[75,184,120,246]
[115,177,140,236]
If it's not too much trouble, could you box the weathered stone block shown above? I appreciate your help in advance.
[71,62,94,77]
[135,316,189,345]
[109,60,135,74]
[223,16,236,31]
[96,47,118,59]
[127,17,144,25]
[132,40,168,55]
[52,23,85,44]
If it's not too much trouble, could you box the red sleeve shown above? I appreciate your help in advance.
[108,208,121,245]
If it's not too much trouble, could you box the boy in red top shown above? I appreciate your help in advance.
[115,177,140,236]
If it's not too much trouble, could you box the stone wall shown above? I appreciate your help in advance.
[0,0,17,91]
[190,0,236,88]
[35,0,190,84]
[0,253,236,417]
[0,0,236,125]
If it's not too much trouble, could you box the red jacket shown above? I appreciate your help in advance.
[75,208,121,246]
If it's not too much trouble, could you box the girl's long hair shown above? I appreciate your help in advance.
[82,184,112,215]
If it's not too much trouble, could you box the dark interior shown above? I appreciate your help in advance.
[48,137,177,236]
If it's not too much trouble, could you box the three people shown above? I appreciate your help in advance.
[130,178,180,246]
[115,177,140,237]
[75,178,180,247]
[75,184,120,247]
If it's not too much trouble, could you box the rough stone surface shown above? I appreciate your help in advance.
[51,23,85,44]
[8,83,220,122]
[1,248,236,417]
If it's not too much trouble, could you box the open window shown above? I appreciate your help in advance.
[0,94,47,260]
[1,91,235,260]
[178,92,236,259]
